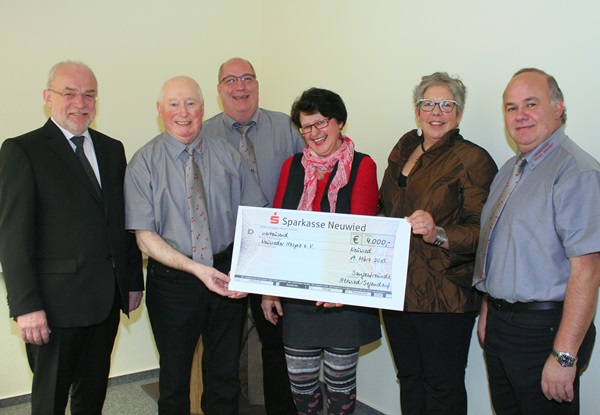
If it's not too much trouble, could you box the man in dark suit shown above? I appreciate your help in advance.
[0,61,143,415]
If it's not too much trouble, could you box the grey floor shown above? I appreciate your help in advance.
[0,370,385,415]
[0,371,158,415]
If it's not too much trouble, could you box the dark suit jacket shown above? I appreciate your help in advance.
[0,119,143,328]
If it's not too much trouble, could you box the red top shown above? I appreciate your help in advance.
[273,155,379,215]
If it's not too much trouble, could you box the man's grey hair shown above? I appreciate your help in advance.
[158,76,204,105]
[47,60,96,89]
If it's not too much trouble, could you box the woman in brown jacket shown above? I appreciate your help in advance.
[379,72,498,415]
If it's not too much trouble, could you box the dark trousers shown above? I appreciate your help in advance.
[484,306,596,415]
[146,258,246,415]
[26,301,120,415]
[382,310,476,415]
[248,293,296,415]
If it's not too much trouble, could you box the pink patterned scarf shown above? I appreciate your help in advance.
[297,136,355,212]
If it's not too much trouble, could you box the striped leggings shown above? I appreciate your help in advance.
[284,346,359,415]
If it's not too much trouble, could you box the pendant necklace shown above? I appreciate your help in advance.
[416,141,427,163]
[408,141,428,177]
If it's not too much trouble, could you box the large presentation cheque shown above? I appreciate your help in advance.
[229,206,411,311]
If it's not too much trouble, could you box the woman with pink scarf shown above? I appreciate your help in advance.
[262,88,381,415]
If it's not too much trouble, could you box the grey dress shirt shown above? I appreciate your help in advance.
[475,128,600,302]
[124,131,267,257]
[202,108,305,206]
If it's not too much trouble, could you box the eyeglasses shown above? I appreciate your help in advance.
[417,99,458,113]
[298,118,330,135]
[219,74,257,85]
[48,89,97,102]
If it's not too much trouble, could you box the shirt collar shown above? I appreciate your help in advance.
[162,131,204,161]
[519,127,566,171]
[51,117,91,141]
[223,108,262,132]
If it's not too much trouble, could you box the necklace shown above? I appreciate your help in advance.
[412,141,427,168]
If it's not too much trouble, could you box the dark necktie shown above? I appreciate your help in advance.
[71,136,103,200]
[234,121,259,181]
[185,146,213,265]
[473,155,527,284]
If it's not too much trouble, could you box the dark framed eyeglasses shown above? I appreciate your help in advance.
[417,99,458,113]
[298,118,330,135]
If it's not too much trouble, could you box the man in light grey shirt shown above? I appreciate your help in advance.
[474,68,600,415]
[125,76,266,415]
[203,58,303,415]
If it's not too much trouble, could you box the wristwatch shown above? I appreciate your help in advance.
[433,226,447,246]
[551,349,578,367]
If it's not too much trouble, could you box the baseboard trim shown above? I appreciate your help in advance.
[0,368,159,408]
[0,392,30,408]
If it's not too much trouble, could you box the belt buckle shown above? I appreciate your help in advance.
[489,296,504,311]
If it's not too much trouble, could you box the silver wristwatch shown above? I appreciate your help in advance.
[551,349,578,367]
[433,226,447,246]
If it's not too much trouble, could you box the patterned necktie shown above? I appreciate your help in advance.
[234,121,259,181]
[185,146,213,266]
[473,155,526,284]
[71,136,103,200]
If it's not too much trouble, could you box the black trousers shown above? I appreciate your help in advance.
[382,310,476,415]
[146,257,246,415]
[248,293,296,415]
[26,300,120,415]
[484,305,596,415]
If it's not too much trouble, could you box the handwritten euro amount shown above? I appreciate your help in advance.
[351,233,395,248]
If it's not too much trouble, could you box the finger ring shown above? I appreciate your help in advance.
[423,221,426,227]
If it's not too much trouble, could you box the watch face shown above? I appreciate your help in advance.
[558,354,575,367]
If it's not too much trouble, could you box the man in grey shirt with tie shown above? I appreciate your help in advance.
[203,58,304,415]
[473,68,600,415]
[125,75,266,415]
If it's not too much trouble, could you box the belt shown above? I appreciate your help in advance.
[148,243,234,277]
[487,296,563,312]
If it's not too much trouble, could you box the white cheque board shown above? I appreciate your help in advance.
[229,206,410,310]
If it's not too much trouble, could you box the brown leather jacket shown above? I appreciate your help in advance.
[380,129,498,312]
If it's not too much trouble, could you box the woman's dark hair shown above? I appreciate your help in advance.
[290,87,347,128]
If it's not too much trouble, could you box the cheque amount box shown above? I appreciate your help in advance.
[351,232,396,248]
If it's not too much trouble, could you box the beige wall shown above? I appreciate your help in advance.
[1,0,600,413]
